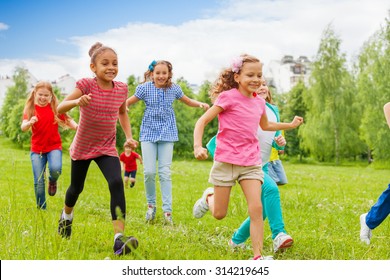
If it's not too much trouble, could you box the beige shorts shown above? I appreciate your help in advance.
[208,161,264,187]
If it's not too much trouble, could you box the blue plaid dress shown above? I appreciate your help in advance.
[135,81,184,142]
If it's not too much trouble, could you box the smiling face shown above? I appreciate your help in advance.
[257,81,270,102]
[234,61,263,97]
[34,87,52,107]
[152,63,170,88]
[90,49,118,85]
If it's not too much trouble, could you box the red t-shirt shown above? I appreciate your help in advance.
[120,151,141,172]
[23,104,65,153]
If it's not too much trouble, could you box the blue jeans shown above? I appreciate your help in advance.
[231,172,287,243]
[141,141,174,213]
[366,184,390,229]
[267,160,288,185]
[30,150,62,209]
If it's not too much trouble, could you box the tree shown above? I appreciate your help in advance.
[299,25,364,164]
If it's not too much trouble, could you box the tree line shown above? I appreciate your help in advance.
[1,18,390,164]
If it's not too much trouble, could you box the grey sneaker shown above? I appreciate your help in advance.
[360,213,372,245]
[164,212,173,225]
[145,205,156,222]
[228,239,246,250]
[273,232,293,252]
[193,187,214,218]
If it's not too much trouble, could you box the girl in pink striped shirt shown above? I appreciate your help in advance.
[57,42,138,256]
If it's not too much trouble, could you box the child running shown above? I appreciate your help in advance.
[57,42,139,255]
[126,60,209,225]
[21,81,77,209]
[120,143,143,188]
[192,54,303,260]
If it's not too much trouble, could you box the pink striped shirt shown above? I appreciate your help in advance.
[69,78,128,160]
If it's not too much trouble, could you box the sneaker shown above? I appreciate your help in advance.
[58,214,72,239]
[145,205,156,221]
[251,255,274,260]
[113,235,139,255]
[130,182,135,188]
[48,181,57,196]
[273,232,294,252]
[164,212,173,225]
[193,187,214,218]
[228,239,246,250]
[360,213,372,245]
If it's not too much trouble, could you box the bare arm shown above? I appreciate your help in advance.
[126,95,140,107]
[193,105,222,160]
[384,102,390,128]
[57,88,91,114]
[118,102,138,149]
[260,113,303,131]
[180,95,210,111]
[21,115,38,132]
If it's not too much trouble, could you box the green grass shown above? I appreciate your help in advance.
[0,135,389,260]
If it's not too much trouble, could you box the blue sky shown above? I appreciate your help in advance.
[0,0,389,85]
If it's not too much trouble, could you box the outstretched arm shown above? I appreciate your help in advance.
[260,113,303,131]
[180,95,210,111]
[118,102,138,149]
[58,88,91,114]
[126,95,140,107]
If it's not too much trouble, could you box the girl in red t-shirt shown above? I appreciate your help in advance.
[21,81,77,209]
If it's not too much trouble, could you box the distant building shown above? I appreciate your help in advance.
[264,55,312,93]
[0,71,75,109]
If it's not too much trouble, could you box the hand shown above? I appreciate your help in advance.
[30,116,38,125]
[199,103,210,111]
[77,93,92,107]
[125,138,138,149]
[274,135,286,147]
[291,116,303,128]
[194,146,208,160]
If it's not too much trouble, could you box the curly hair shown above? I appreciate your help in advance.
[142,60,173,88]
[88,42,117,64]
[210,54,261,102]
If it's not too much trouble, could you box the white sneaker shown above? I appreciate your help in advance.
[164,212,173,225]
[250,255,274,260]
[360,213,372,245]
[228,239,246,250]
[273,232,294,253]
[145,205,156,221]
[193,187,214,218]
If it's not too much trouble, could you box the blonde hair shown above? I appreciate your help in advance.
[142,60,173,88]
[23,81,70,127]
[210,54,261,102]
[88,42,117,64]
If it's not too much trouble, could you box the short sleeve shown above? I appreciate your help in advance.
[173,84,184,99]
[214,91,231,111]
[76,78,91,95]
[135,84,146,100]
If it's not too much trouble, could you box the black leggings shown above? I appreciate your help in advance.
[65,155,126,220]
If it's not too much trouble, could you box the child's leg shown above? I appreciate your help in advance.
[47,149,62,183]
[208,186,231,220]
[157,142,174,214]
[123,175,129,187]
[30,152,48,209]
[240,179,263,258]
[141,142,158,207]
[366,184,390,229]
[129,171,136,188]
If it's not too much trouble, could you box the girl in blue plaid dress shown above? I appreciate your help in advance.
[126,60,209,224]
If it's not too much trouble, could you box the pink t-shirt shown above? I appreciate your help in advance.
[69,78,128,160]
[214,88,266,166]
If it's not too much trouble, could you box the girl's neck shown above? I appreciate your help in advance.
[96,78,114,90]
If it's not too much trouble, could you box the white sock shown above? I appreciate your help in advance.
[114,233,123,241]
[62,210,73,221]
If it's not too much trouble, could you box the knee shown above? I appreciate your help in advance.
[144,170,156,180]
[213,210,227,220]
[108,176,123,190]
[248,204,263,220]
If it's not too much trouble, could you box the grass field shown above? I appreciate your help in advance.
[0,135,389,260]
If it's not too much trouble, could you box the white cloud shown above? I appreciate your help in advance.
[0,0,389,85]
[0,22,9,31]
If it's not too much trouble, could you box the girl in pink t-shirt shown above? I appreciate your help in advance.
[21,81,77,210]
[192,54,303,260]
[57,42,139,256]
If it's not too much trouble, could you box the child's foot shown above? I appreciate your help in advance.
[145,205,156,222]
[193,187,214,218]
[228,239,246,250]
[130,182,135,188]
[360,213,372,245]
[58,210,72,239]
[251,255,274,260]
[273,232,293,252]
[48,181,57,196]
[164,212,173,225]
[113,234,139,255]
